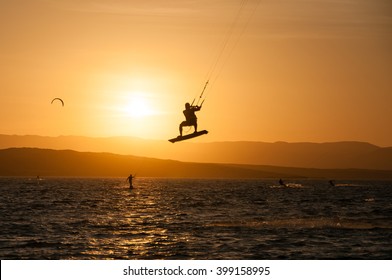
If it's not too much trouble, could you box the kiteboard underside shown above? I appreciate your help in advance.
[169,130,208,143]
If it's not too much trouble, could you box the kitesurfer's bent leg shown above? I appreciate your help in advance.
[179,120,197,136]
[179,121,187,136]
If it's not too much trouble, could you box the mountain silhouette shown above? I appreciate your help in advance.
[1,134,391,170]
[1,147,391,179]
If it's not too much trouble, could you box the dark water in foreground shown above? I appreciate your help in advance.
[0,177,391,259]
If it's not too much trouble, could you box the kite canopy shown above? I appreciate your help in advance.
[51,98,64,106]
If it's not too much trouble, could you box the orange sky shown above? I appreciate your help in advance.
[1,0,391,146]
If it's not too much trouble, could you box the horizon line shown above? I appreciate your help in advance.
[0,133,389,148]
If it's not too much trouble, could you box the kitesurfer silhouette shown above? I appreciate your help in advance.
[279,178,287,187]
[179,102,201,136]
[127,174,135,189]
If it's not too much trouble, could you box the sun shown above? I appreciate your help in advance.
[122,92,155,118]
[100,89,172,139]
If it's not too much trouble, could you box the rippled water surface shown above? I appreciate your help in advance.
[0,177,391,259]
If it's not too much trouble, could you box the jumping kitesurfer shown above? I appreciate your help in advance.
[179,102,201,136]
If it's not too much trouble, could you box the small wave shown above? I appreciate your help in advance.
[335,183,366,187]
[364,198,375,202]
[269,183,305,189]
[286,183,304,188]
[9,239,64,249]
[210,218,392,230]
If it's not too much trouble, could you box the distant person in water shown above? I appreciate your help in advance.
[179,102,201,136]
[279,178,287,187]
[127,174,135,189]
[329,180,335,187]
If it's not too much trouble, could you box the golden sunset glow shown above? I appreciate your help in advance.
[118,92,157,118]
[0,0,391,146]
[124,93,155,118]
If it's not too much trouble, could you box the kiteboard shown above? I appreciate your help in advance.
[169,130,208,143]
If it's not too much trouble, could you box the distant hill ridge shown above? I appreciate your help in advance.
[0,147,293,178]
[1,148,392,179]
[0,134,391,170]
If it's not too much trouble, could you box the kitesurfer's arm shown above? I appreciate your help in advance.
[192,105,201,111]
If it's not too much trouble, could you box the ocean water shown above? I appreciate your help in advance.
[0,177,391,259]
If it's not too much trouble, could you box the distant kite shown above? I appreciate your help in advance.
[51,98,64,107]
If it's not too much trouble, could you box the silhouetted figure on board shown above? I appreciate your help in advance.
[329,180,335,187]
[127,174,135,189]
[179,102,201,136]
[279,178,287,187]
